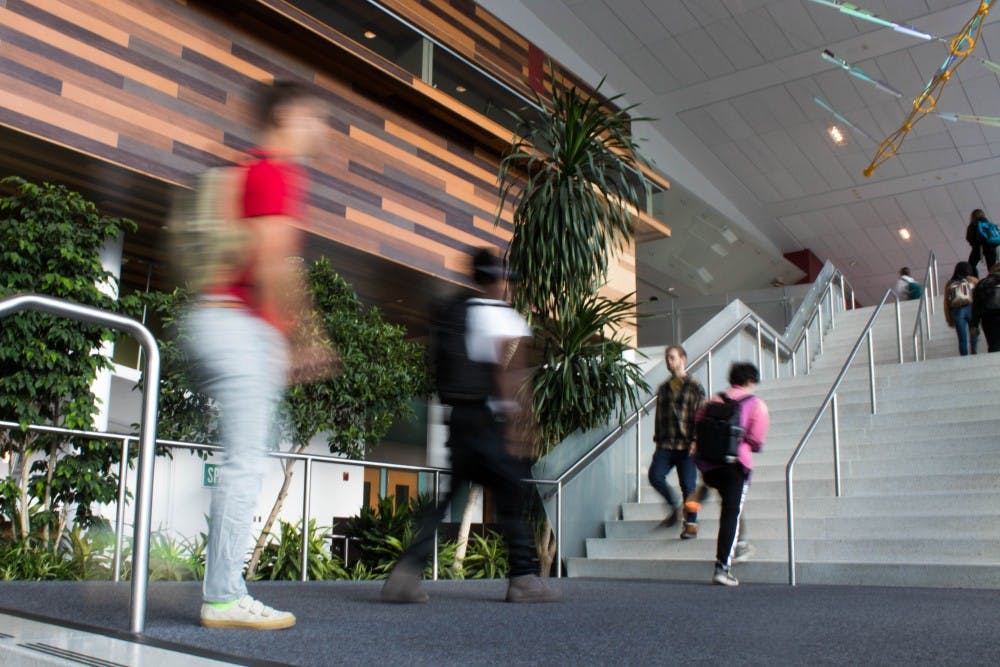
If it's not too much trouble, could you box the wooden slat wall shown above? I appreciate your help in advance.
[0,0,636,324]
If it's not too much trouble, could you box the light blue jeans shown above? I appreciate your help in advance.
[183,305,287,603]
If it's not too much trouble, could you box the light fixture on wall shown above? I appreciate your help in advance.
[898,227,912,240]
[455,85,467,93]
[363,30,377,39]
[828,126,846,145]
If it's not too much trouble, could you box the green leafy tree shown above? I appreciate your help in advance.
[0,176,135,542]
[496,80,652,574]
[137,258,430,576]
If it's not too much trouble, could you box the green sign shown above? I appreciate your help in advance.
[203,463,222,488]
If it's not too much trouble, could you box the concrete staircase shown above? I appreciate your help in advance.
[567,299,1000,588]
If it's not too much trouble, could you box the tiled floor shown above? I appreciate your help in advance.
[0,612,237,667]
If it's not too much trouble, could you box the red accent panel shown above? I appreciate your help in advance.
[528,43,544,94]
[784,249,824,284]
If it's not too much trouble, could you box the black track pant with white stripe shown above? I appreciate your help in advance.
[702,464,750,571]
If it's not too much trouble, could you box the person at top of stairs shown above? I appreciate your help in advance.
[971,262,1000,353]
[695,363,770,587]
[648,345,705,539]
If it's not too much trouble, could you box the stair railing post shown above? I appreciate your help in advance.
[556,480,563,579]
[804,327,812,374]
[635,413,642,503]
[831,392,842,497]
[817,305,825,355]
[433,470,440,580]
[786,472,796,586]
[755,321,763,371]
[112,436,130,583]
[300,457,313,582]
[895,297,903,364]
[773,336,780,379]
[706,350,713,395]
[867,329,877,415]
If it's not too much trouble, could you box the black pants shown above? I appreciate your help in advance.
[398,404,537,577]
[981,314,1000,352]
[969,244,997,278]
[701,464,750,570]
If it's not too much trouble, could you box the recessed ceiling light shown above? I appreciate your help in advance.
[898,228,912,240]
[363,30,377,39]
[828,126,845,145]
[455,85,467,93]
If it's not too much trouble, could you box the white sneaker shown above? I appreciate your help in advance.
[733,542,755,563]
[200,595,296,630]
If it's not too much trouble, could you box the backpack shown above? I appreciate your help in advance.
[431,296,495,405]
[695,394,752,465]
[906,278,923,301]
[168,166,250,292]
[977,218,1000,246]
[946,279,973,307]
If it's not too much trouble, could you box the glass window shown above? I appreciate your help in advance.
[287,0,425,78]
[432,46,536,133]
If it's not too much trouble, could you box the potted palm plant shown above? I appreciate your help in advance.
[496,78,652,574]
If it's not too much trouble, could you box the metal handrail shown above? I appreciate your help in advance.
[546,264,852,510]
[0,420,458,578]
[0,294,160,634]
[784,288,903,586]
[911,251,940,361]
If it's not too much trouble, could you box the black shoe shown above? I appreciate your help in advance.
[381,564,429,603]
[659,505,680,528]
[505,574,561,603]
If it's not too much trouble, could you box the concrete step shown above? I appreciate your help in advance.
[584,535,998,562]
[604,514,1000,540]
[564,557,1000,589]
[622,490,1000,520]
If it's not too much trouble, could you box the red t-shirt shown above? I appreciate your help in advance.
[209,151,306,331]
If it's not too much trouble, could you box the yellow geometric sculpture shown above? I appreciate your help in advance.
[864,1,993,177]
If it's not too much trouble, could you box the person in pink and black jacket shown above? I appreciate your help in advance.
[694,363,770,587]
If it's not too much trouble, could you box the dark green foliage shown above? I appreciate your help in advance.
[252,519,346,581]
[461,530,509,579]
[498,80,648,315]
[0,176,136,538]
[531,295,649,446]
[342,495,420,575]
[120,287,218,449]
[0,537,75,580]
[283,258,431,459]
[495,83,651,454]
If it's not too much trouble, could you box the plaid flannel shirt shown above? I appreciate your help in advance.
[653,375,705,450]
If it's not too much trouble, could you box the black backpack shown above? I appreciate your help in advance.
[431,296,495,405]
[695,394,752,464]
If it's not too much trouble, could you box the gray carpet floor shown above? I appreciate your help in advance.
[0,578,996,666]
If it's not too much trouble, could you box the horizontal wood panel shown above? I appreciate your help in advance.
[0,0,639,335]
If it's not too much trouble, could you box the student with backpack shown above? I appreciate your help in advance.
[895,267,923,301]
[944,262,979,356]
[694,363,769,587]
[381,249,559,604]
[966,208,1000,277]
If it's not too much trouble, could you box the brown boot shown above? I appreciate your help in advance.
[680,522,698,540]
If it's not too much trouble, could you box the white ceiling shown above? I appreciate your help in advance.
[481,0,1000,305]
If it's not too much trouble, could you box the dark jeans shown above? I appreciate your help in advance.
[982,314,1000,353]
[701,464,750,571]
[951,305,978,356]
[648,447,698,522]
[398,404,537,578]
[969,244,998,278]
